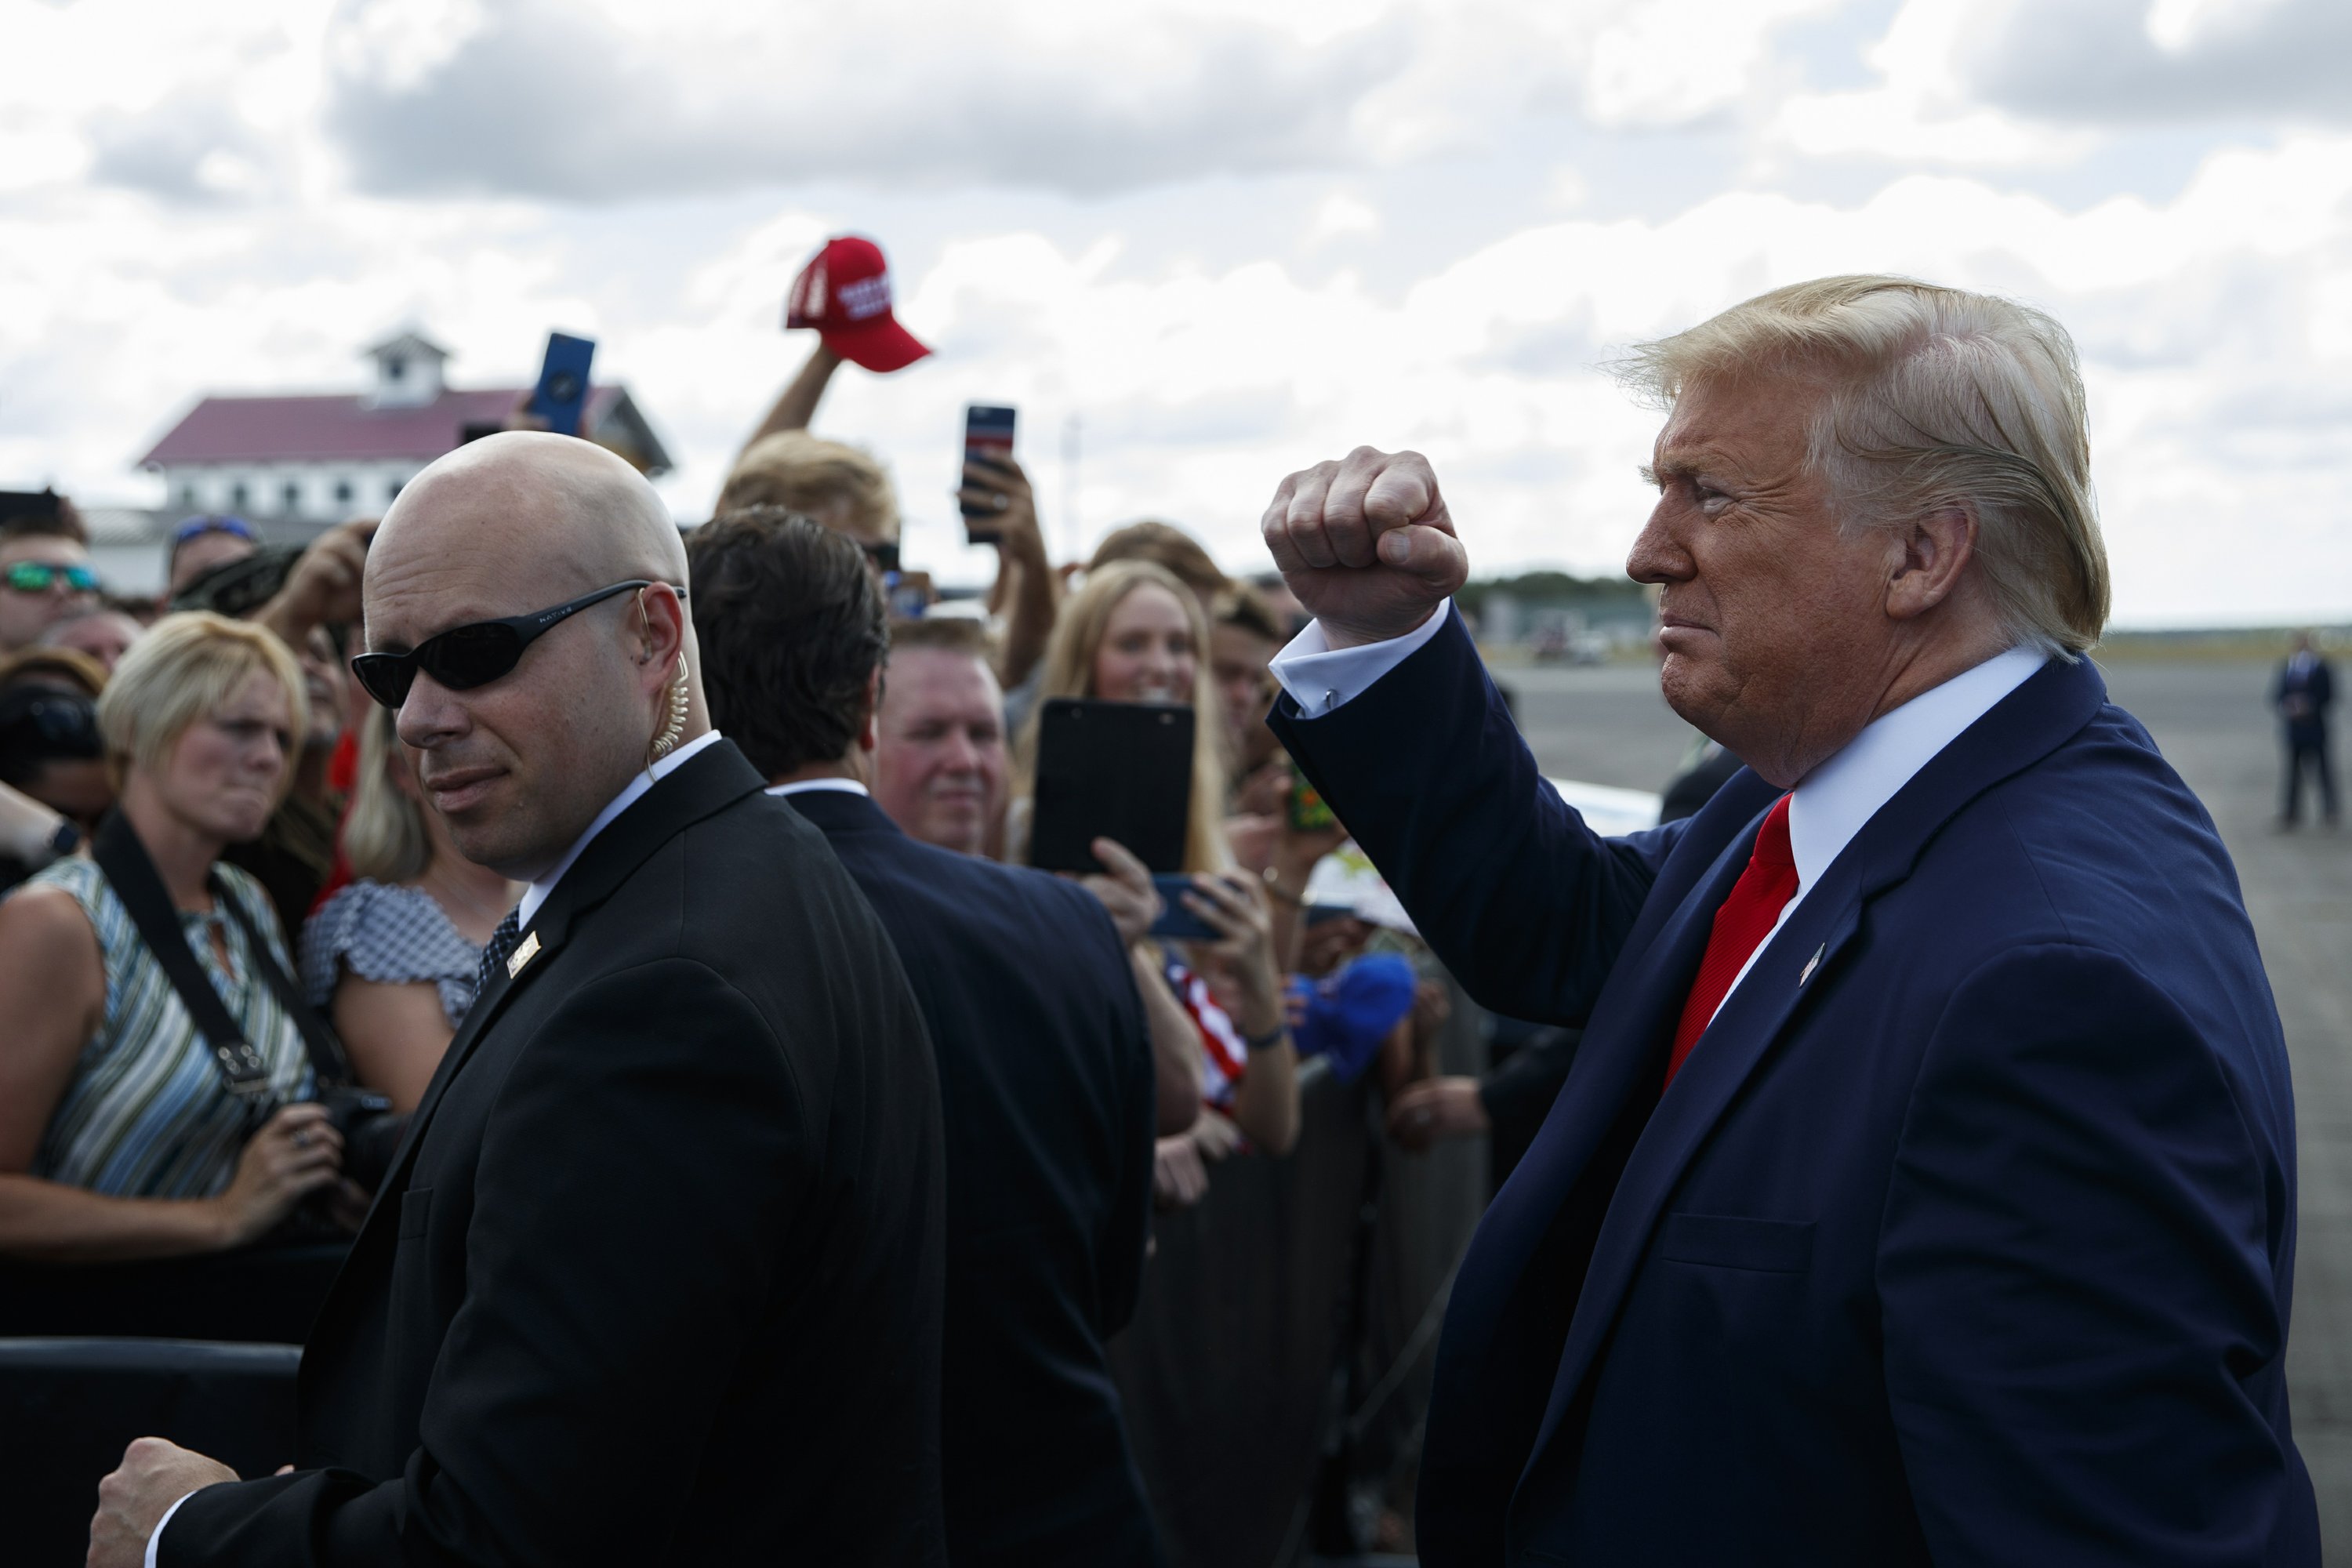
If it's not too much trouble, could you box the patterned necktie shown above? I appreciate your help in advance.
[1664,794,1799,1087]
[475,909,523,997]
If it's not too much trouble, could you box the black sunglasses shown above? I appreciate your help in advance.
[861,539,900,574]
[350,579,667,710]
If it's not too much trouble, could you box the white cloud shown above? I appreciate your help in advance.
[2,0,2350,627]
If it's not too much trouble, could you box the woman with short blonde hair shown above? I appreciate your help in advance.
[96,612,307,786]
[0,612,347,1262]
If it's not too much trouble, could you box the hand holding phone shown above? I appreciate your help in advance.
[528,332,596,437]
[1149,875,1220,941]
[960,405,1017,543]
[1075,836,1161,947]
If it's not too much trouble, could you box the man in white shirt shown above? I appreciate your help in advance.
[1258,276,2315,1566]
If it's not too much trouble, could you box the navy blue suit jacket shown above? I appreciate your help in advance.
[1272,613,2316,1566]
[784,789,1161,1568]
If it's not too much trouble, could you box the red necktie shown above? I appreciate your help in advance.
[1664,794,1798,1087]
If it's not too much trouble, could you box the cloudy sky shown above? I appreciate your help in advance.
[4,0,2348,625]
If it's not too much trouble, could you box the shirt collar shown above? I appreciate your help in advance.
[517,729,726,927]
[1784,646,2047,898]
[764,779,870,799]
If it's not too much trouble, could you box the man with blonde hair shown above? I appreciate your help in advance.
[1261,276,2314,1564]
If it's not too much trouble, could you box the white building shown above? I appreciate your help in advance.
[139,331,672,525]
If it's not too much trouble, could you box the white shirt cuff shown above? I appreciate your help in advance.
[146,1490,196,1568]
[1269,603,1450,717]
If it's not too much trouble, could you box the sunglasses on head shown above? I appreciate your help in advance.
[350,579,674,710]
[170,514,257,547]
[861,539,901,574]
[5,561,99,595]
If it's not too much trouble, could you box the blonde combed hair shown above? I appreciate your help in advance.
[97,611,307,792]
[342,703,433,884]
[718,432,899,540]
[1617,274,2109,656]
[1018,560,1229,876]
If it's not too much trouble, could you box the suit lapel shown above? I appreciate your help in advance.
[307,741,767,1338]
[1512,654,2111,1501]
[1449,774,1780,1345]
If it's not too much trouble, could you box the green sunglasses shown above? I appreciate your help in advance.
[4,561,99,595]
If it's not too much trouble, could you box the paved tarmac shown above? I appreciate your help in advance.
[1500,654,2350,1555]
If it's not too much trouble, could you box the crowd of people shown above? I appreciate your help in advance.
[1,239,1540,1566]
[9,256,2321,1567]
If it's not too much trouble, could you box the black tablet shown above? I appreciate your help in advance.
[1028,698,1195,874]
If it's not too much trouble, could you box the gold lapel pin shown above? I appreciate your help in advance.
[506,931,543,979]
[1798,944,1824,986]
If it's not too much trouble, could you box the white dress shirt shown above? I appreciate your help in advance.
[764,778,870,800]
[517,729,726,927]
[1268,608,2047,1006]
[147,729,731,1568]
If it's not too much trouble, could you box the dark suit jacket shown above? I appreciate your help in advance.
[2273,656,2335,739]
[784,788,1160,1568]
[164,741,949,1566]
[1272,612,2316,1567]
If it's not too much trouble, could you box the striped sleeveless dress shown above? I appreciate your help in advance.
[24,856,315,1200]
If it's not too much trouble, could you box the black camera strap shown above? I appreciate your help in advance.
[90,811,356,1105]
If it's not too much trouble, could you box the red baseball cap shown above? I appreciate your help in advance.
[786,235,931,373]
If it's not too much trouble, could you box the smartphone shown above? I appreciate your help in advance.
[1027,698,1195,874]
[1287,765,1338,833]
[884,572,928,620]
[1150,873,1221,941]
[961,404,1017,544]
[528,332,597,437]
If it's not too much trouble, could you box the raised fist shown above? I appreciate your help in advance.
[1259,447,1470,648]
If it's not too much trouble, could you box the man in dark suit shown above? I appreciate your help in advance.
[686,507,1166,1567]
[2274,631,2336,826]
[91,434,947,1566]
[1258,277,2316,1564]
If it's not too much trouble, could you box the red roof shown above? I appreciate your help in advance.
[140,387,626,467]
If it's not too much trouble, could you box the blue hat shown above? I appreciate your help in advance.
[1287,953,1418,1084]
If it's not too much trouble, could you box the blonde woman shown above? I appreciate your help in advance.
[301,704,518,1112]
[1016,559,1230,871]
[0,612,349,1261]
[1018,560,1300,1177]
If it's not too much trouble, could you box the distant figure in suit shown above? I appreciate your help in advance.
[2274,631,2336,827]
[91,434,948,1566]
[1260,277,2314,1564]
[688,507,1166,1568]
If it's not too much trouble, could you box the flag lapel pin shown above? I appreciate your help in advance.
[1798,944,1824,986]
[507,931,543,978]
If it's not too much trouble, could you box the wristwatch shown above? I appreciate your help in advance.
[45,818,83,862]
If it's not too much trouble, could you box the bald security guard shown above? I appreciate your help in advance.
[90,433,948,1566]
